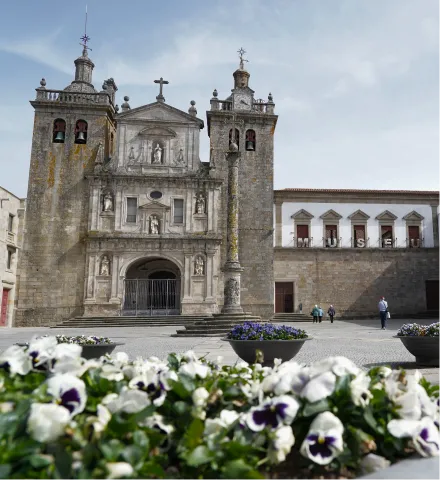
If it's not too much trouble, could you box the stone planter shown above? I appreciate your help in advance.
[16,342,125,360]
[394,336,439,367]
[222,338,312,365]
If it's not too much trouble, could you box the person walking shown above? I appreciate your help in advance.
[378,296,388,330]
[311,305,319,323]
[318,306,324,323]
[328,305,336,323]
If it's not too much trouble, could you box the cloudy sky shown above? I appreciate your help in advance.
[0,0,438,197]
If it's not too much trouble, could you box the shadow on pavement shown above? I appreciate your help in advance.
[339,319,438,330]
[364,361,439,370]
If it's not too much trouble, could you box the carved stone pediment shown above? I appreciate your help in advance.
[116,101,204,128]
[403,210,424,222]
[320,209,342,220]
[375,210,397,221]
[138,200,171,211]
[138,126,177,138]
[291,209,314,220]
[348,209,370,221]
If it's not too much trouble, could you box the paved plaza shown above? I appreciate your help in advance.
[0,318,438,383]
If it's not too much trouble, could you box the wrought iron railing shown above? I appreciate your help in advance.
[406,237,424,248]
[350,237,370,248]
[292,237,313,248]
[322,237,342,248]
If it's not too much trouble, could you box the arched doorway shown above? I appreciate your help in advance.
[123,258,181,316]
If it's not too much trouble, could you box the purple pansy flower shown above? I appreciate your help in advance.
[246,395,299,432]
[388,417,439,457]
[47,374,87,417]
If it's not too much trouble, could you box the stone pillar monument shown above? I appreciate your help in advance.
[221,141,244,314]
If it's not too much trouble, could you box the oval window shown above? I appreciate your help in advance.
[150,191,163,200]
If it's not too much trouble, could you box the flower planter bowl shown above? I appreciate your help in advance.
[394,336,439,367]
[16,342,125,360]
[222,338,312,365]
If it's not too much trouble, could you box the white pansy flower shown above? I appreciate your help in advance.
[192,387,210,407]
[300,411,344,465]
[360,453,391,474]
[101,393,118,405]
[268,425,295,463]
[47,374,87,417]
[241,380,264,403]
[100,364,125,381]
[350,372,373,407]
[113,352,129,365]
[0,345,32,376]
[388,417,439,457]
[246,395,299,432]
[53,343,82,361]
[377,366,392,378]
[182,350,198,362]
[88,404,112,435]
[309,356,360,378]
[300,371,336,403]
[141,414,174,434]
[106,462,134,479]
[0,402,14,413]
[105,388,150,414]
[27,336,58,369]
[27,403,71,443]
[235,361,250,370]
[205,410,240,436]
[179,361,210,379]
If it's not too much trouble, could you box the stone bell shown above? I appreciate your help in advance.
[54,131,65,143]
[246,140,255,151]
[76,131,86,144]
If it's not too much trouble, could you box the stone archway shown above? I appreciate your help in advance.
[122,258,181,316]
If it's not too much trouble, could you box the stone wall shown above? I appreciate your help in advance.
[274,248,439,317]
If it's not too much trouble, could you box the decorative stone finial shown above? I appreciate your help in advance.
[188,100,197,116]
[121,96,131,111]
[115,104,120,113]
[268,92,273,103]
[212,89,218,98]
[40,78,46,88]
[101,80,108,91]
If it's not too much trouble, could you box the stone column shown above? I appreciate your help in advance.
[182,250,193,301]
[221,144,244,314]
[109,255,120,304]
[431,205,439,247]
[207,189,214,232]
[91,184,100,230]
[205,249,216,302]
[115,188,123,230]
[275,201,283,247]
[85,254,96,301]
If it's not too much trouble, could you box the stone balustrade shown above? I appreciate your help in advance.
[35,88,113,107]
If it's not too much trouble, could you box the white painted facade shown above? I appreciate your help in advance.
[277,201,436,248]
[0,187,25,327]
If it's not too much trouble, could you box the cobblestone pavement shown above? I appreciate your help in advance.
[0,318,438,383]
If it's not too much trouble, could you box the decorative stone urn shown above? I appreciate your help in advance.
[394,336,439,367]
[222,338,312,366]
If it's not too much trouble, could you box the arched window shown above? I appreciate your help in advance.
[74,120,88,144]
[245,129,256,151]
[53,118,66,143]
[229,128,240,149]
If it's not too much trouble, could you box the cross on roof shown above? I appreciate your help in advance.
[154,77,169,102]
[79,6,92,55]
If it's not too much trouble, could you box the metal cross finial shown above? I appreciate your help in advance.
[237,47,248,69]
[79,5,92,55]
[154,77,169,102]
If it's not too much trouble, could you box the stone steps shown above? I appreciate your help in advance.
[53,315,209,328]
[270,313,314,323]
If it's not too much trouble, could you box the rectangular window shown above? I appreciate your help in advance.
[381,225,393,247]
[8,214,14,233]
[408,225,421,247]
[353,225,366,247]
[296,224,309,247]
[325,224,338,247]
[126,198,137,223]
[6,249,13,270]
[173,199,184,224]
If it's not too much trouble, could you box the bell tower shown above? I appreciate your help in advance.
[15,32,118,327]
[206,49,277,319]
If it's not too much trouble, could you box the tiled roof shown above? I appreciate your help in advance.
[277,188,439,195]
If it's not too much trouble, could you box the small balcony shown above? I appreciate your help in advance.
[322,237,342,248]
[406,237,424,248]
[291,237,314,248]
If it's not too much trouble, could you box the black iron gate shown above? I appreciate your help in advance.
[123,279,181,316]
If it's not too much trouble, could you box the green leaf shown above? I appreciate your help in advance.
[222,459,264,479]
[167,353,180,371]
[173,401,189,415]
[142,461,166,478]
[133,431,149,450]
[28,454,52,469]
[302,399,330,417]
[363,407,379,432]
[179,374,196,393]
[0,464,11,479]
[186,445,213,467]
[132,404,155,423]
[53,446,72,479]
[121,445,143,466]
[183,418,205,451]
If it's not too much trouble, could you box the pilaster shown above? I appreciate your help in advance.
[275,201,283,247]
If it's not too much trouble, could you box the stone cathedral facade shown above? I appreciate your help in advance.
[14,45,277,327]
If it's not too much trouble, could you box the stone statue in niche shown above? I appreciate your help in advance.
[196,193,205,214]
[194,256,205,275]
[128,146,135,162]
[103,192,113,212]
[176,148,184,165]
[153,143,163,164]
[100,255,111,276]
[149,215,160,234]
